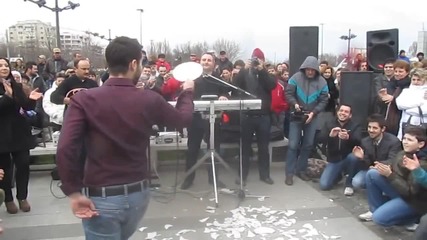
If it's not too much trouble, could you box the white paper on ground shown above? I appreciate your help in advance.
[164,224,173,230]
[146,232,158,239]
[138,227,147,232]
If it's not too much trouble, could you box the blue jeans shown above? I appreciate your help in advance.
[319,153,358,190]
[241,115,271,179]
[285,117,319,175]
[82,189,150,240]
[352,170,367,189]
[366,169,419,227]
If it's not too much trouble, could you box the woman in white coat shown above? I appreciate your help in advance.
[396,69,427,140]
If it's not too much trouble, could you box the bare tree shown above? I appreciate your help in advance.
[321,53,340,67]
[81,36,105,68]
[211,38,241,61]
[148,39,173,63]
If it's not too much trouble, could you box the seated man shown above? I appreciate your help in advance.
[351,114,402,189]
[358,126,427,227]
[402,147,427,239]
[318,104,362,195]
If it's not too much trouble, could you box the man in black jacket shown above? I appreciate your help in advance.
[232,48,276,185]
[50,59,98,113]
[180,53,230,190]
[318,104,361,195]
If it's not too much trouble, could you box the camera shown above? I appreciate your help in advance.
[251,57,260,66]
[290,109,309,122]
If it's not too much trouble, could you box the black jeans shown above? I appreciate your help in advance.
[240,114,271,180]
[185,113,221,183]
[0,150,30,202]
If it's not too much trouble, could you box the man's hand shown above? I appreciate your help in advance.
[64,97,71,105]
[0,169,4,180]
[29,88,43,101]
[381,94,394,104]
[374,162,392,177]
[70,194,98,219]
[256,59,265,71]
[294,104,301,112]
[218,96,228,101]
[403,154,421,171]
[352,146,364,159]
[338,129,350,140]
[182,80,194,91]
[329,127,341,137]
[305,112,314,124]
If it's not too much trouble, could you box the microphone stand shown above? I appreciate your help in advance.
[203,74,268,206]
[203,74,257,99]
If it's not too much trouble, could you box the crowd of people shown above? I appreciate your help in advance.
[1,37,427,239]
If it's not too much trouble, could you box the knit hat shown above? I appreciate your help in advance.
[252,48,265,61]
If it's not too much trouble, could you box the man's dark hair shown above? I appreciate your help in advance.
[337,104,352,113]
[25,61,37,72]
[417,52,424,57]
[320,60,328,65]
[142,65,151,69]
[105,36,142,75]
[73,59,87,68]
[404,126,427,143]
[202,53,215,62]
[383,58,395,66]
[367,113,387,129]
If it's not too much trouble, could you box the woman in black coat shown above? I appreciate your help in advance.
[0,57,42,214]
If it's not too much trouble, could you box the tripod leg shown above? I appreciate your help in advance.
[179,152,210,186]
[210,151,219,208]
[212,152,235,175]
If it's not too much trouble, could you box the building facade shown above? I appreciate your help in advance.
[60,32,90,51]
[418,31,427,55]
[8,20,56,49]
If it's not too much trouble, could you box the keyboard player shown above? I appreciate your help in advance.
[180,53,230,190]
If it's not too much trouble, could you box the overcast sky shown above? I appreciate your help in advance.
[1,0,426,61]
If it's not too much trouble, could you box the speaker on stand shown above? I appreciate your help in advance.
[289,26,319,76]
[366,29,399,72]
[340,71,375,136]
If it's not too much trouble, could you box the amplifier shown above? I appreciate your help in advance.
[155,132,182,144]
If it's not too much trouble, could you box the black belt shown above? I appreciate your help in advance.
[84,180,149,197]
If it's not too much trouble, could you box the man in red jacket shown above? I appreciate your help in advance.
[155,54,171,72]
[271,77,289,133]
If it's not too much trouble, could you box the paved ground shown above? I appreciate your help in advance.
[0,150,415,240]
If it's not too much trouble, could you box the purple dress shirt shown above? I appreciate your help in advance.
[56,78,194,195]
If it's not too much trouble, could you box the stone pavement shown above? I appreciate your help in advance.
[0,161,414,240]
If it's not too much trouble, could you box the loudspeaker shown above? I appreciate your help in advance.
[366,29,399,71]
[340,71,375,130]
[289,26,319,76]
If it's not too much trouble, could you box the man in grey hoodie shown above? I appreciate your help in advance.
[285,56,329,185]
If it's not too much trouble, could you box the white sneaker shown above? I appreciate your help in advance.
[344,187,354,196]
[405,223,418,232]
[359,211,373,221]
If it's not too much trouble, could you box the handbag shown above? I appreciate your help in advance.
[402,107,427,133]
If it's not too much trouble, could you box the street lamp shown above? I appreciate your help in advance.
[320,23,324,60]
[24,0,80,49]
[137,9,143,45]
[340,29,357,59]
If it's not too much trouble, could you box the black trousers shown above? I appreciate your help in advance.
[240,114,271,180]
[415,214,427,240]
[185,114,221,183]
[0,150,30,202]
